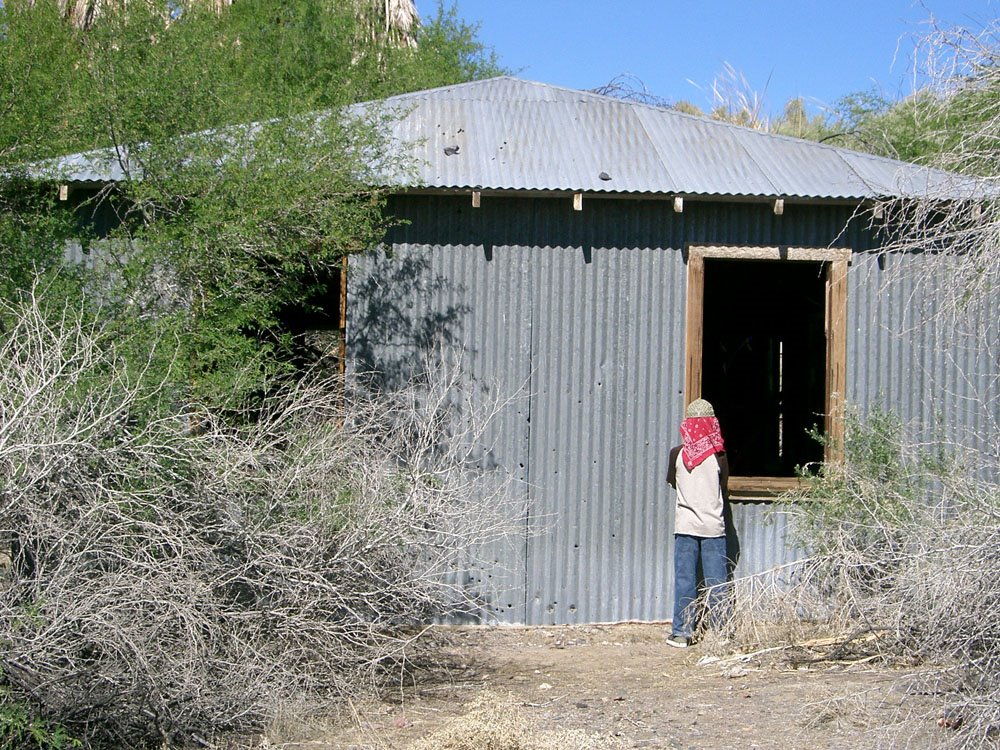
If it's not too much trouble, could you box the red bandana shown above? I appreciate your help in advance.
[679,416,725,471]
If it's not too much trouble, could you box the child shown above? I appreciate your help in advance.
[665,398,730,648]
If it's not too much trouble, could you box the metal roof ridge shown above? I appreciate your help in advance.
[628,108,680,194]
[397,76,966,183]
[830,149,881,198]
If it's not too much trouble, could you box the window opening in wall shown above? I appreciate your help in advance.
[684,245,849,495]
[702,259,826,477]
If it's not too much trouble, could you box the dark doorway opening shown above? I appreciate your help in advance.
[702,259,826,477]
[277,261,346,377]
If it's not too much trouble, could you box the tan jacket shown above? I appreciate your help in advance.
[667,447,728,538]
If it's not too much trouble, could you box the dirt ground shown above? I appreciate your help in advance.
[281,623,953,750]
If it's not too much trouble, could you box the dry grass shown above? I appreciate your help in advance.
[406,692,623,750]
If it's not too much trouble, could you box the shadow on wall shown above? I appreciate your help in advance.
[349,246,471,391]
[348,244,526,625]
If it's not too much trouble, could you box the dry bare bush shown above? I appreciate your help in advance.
[695,559,843,659]
[0,288,519,748]
[874,19,1000,393]
[722,14,1000,720]
[589,74,671,108]
[840,21,1000,747]
[719,408,1000,748]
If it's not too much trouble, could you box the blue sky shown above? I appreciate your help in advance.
[417,0,998,117]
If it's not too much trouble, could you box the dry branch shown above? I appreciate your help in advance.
[0,287,520,747]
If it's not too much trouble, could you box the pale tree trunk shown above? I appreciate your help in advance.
[33,0,420,45]
[57,0,104,28]
[377,0,419,48]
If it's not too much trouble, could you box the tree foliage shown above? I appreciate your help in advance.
[1,0,503,159]
[0,0,504,406]
[801,21,1000,168]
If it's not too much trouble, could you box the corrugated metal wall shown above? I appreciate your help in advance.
[848,250,1000,458]
[348,194,995,625]
[522,241,686,623]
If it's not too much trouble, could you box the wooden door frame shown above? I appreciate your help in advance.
[684,244,850,495]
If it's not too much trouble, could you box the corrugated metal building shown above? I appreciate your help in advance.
[42,76,998,625]
[347,78,998,624]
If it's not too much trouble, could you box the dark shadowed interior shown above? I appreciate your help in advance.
[702,258,827,477]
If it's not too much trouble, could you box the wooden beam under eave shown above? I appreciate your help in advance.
[673,196,684,213]
[58,184,70,201]
[472,190,481,208]
[773,198,784,215]
[573,192,583,211]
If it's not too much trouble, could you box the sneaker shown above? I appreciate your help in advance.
[666,634,689,649]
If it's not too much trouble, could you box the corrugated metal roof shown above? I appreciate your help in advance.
[31,145,137,185]
[39,76,985,201]
[372,77,983,200]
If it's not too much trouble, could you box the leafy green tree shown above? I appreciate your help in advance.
[0,0,504,407]
[0,3,89,161]
[377,2,505,94]
[0,8,515,743]
[817,88,953,162]
[771,97,833,141]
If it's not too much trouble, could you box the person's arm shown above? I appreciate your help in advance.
[717,451,730,502]
[666,445,680,488]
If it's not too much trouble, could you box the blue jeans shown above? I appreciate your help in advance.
[672,534,730,638]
